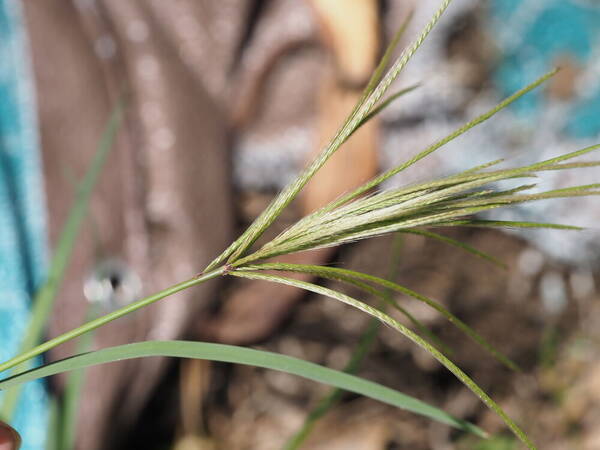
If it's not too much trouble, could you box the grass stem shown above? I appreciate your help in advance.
[0,268,224,376]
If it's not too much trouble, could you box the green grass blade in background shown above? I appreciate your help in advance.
[0,101,124,420]
[0,341,485,437]
[232,271,534,449]
[283,319,384,450]
[400,229,507,269]
[46,397,60,450]
[59,306,98,450]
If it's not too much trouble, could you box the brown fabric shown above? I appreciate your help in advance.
[23,1,235,448]
[202,248,333,344]
[21,0,390,447]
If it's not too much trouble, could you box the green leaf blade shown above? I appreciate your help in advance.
[400,229,507,269]
[0,341,485,438]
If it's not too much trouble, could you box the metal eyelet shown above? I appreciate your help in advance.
[84,259,142,311]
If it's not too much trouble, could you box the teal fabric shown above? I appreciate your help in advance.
[0,0,49,448]
[490,0,600,138]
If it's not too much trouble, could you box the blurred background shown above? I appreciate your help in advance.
[1,0,600,448]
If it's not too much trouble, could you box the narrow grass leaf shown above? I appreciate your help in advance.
[46,398,60,450]
[400,229,507,269]
[0,341,485,437]
[0,268,225,375]
[59,306,98,450]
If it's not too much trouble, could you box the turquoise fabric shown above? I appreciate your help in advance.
[0,0,49,448]
[490,0,600,138]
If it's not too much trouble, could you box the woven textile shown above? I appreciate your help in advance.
[0,0,49,448]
